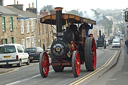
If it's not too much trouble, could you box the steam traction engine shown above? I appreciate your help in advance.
[39,7,97,78]
[96,30,106,49]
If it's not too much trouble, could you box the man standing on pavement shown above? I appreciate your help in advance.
[125,38,128,54]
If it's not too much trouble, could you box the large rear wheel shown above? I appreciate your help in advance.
[39,52,49,78]
[85,37,96,71]
[72,51,81,77]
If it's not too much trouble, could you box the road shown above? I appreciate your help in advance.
[0,46,120,85]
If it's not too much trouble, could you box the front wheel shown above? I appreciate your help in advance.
[17,60,22,67]
[39,52,49,78]
[51,54,64,72]
[72,51,81,77]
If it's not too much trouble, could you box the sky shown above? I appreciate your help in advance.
[3,0,128,11]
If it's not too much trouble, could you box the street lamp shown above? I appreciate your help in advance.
[36,0,39,46]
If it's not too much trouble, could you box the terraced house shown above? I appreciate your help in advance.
[0,6,18,45]
[0,0,53,49]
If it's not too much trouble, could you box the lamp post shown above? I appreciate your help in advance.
[36,0,39,46]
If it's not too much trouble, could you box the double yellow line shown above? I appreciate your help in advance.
[69,51,118,85]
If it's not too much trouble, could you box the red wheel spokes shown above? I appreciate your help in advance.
[42,53,49,76]
[91,39,96,69]
[75,52,81,75]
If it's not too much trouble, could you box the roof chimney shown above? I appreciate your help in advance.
[17,1,19,5]
[0,0,3,6]
[29,3,30,8]
[14,0,16,4]
[32,2,34,8]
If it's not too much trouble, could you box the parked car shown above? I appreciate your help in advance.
[0,44,30,67]
[112,39,121,48]
[25,47,43,62]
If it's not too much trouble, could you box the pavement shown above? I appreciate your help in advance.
[0,67,14,74]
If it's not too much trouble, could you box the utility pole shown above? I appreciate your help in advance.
[36,0,39,46]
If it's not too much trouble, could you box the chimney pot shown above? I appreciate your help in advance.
[17,1,19,5]
[29,3,30,8]
[14,0,16,4]
[32,2,34,8]
[0,0,4,6]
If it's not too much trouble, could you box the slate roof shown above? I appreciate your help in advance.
[0,6,18,16]
[5,6,36,18]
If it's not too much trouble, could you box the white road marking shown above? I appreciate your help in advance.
[6,70,54,85]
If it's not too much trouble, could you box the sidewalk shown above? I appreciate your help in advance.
[0,66,14,74]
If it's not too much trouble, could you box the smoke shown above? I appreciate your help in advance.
[79,9,103,22]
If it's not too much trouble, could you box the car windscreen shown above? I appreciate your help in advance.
[0,45,16,54]
[25,48,36,52]
[113,41,120,43]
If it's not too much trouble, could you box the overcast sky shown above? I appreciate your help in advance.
[3,0,128,11]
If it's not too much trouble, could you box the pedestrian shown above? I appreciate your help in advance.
[43,43,45,51]
[125,38,128,54]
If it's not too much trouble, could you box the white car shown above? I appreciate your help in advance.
[112,39,121,48]
[0,44,30,67]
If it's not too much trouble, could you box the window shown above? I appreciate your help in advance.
[10,17,13,31]
[31,19,34,32]
[32,36,35,47]
[26,19,29,33]
[0,46,16,54]
[26,37,31,48]
[11,37,14,44]
[2,17,6,32]
[2,39,8,44]
[21,39,25,49]
[21,20,24,34]
[17,46,23,53]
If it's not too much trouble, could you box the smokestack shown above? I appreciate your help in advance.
[0,0,3,6]
[32,2,34,8]
[14,0,16,4]
[55,7,63,35]
[99,30,101,37]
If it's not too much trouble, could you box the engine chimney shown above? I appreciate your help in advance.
[0,0,3,6]
[55,7,63,36]
[99,30,101,37]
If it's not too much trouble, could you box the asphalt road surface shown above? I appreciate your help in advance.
[0,45,120,85]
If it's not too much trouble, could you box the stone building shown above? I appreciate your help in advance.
[0,6,18,45]
[0,1,53,49]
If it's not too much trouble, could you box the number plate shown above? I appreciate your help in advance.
[4,56,11,58]
[30,57,34,59]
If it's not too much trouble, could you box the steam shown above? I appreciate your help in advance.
[79,9,103,22]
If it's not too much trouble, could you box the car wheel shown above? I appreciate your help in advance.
[17,60,22,67]
[30,60,33,63]
[0,65,3,68]
[26,58,30,65]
